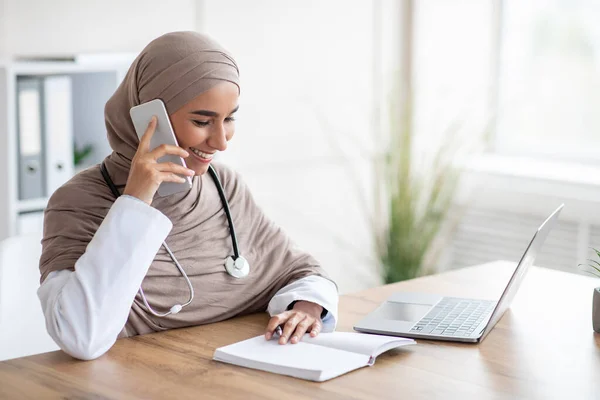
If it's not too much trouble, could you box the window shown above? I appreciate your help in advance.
[494,0,600,164]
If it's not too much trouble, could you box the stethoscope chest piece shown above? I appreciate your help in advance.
[225,255,250,278]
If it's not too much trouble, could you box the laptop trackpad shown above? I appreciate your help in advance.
[375,301,431,322]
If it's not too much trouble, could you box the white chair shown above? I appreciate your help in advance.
[0,233,59,361]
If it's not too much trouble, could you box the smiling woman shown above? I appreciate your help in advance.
[171,84,240,174]
[35,31,339,360]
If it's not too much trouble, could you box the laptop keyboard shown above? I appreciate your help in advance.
[409,297,496,337]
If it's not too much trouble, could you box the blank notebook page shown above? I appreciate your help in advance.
[303,331,414,357]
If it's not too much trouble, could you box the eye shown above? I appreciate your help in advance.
[225,116,236,123]
[192,120,210,127]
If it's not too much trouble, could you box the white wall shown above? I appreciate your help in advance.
[0,0,197,56]
[0,0,7,56]
[198,0,386,293]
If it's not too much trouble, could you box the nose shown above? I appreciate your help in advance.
[207,124,228,151]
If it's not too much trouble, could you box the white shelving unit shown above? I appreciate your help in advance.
[0,59,130,240]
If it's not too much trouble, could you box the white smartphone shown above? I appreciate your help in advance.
[129,99,193,197]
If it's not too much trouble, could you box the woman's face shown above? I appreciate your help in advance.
[170,82,239,176]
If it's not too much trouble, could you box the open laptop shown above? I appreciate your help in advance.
[354,204,564,343]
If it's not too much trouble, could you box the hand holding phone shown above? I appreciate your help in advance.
[123,116,195,205]
[129,99,194,199]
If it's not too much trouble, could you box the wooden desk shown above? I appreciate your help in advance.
[1,261,599,399]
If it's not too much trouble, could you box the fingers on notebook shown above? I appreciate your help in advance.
[265,311,292,340]
[290,317,312,344]
[310,321,322,337]
[280,315,303,344]
[265,311,323,344]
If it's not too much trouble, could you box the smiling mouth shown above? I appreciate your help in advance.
[189,147,214,163]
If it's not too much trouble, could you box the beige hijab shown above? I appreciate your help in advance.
[39,32,330,337]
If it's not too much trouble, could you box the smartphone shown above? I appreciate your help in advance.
[129,99,192,197]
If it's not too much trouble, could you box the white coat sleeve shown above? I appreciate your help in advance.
[37,195,172,360]
[266,275,339,332]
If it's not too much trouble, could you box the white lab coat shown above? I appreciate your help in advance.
[37,195,338,360]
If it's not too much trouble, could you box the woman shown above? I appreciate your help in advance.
[37,32,338,360]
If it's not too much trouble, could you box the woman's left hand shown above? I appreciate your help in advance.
[265,301,323,344]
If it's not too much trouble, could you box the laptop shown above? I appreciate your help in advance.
[354,204,564,343]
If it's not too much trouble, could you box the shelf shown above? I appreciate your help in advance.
[0,55,133,76]
[16,198,48,213]
[0,60,124,239]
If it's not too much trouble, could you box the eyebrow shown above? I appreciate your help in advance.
[189,105,239,117]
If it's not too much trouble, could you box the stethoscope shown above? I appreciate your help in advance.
[100,161,250,317]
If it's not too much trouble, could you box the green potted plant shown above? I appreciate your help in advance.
[578,248,600,333]
[313,83,487,285]
[371,82,490,283]
[73,142,94,167]
[375,101,461,283]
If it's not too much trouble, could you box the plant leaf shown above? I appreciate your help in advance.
[586,259,600,269]
[581,269,600,279]
[578,263,600,276]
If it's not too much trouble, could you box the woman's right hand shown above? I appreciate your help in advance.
[123,116,195,205]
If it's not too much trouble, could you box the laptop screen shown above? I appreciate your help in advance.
[479,204,563,340]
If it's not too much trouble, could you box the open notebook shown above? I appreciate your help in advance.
[213,332,415,382]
